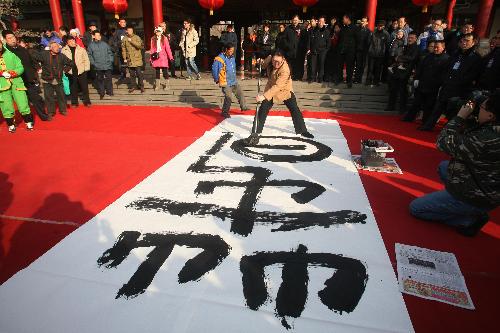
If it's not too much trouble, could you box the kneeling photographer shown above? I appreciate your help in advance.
[409,90,500,236]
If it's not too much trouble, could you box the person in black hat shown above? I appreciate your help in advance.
[83,22,98,48]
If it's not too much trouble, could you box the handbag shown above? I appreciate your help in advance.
[62,73,70,95]
[151,52,160,61]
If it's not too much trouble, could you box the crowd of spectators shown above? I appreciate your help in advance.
[217,14,499,131]
[0,14,498,134]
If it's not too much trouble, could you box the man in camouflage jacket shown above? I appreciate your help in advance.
[409,91,500,236]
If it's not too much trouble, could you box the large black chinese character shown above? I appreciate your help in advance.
[126,133,367,236]
[231,135,333,163]
[240,244,369,329]
[97,232,231,299]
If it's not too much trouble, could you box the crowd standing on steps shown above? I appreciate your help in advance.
[0,14,498,140]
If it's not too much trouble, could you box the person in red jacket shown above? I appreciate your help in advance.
[150,27,174,90]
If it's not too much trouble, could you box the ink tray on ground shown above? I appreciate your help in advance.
[360,140,394,167]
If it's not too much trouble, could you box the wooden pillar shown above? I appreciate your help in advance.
[49,0,64,30]
[142,0,153,50]
[365,0,377,31]
[152,0,163,27]
[476,0,495,38]
[446,0,456,29]
[71,0,86,34]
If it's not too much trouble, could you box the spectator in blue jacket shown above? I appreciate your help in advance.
[417,19,444,51]
[87,30,114,99]
[41,28,62,49]
[212,43,249,118]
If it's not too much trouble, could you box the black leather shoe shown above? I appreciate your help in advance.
[456,213,489,237]
[243,134,260,146]
[221,112,231,118]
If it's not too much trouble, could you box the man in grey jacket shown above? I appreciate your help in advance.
[87,30,114,99]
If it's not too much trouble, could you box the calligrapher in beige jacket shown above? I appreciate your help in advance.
[246,50,314,144]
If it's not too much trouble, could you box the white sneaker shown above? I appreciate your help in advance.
[26,122,34,131]
[8,125,16,133]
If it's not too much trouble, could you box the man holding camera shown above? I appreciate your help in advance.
[409,91,500,237]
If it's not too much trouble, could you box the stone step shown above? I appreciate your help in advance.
[88,91,386,110]
[90,99,393,114]
[109,77,387,94]
[89,88,387,103]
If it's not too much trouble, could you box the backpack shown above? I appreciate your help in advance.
[212,55,226,85]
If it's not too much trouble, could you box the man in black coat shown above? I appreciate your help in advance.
[337,14,358,88]
[403,40,450,123]
[354,16,371,83]
[2,30,49,121]
[296,19,311,81]
[220,25,238,49]
[445,23,474,56]
[308,16,330,83]
[419,33,483,131]
[386,32,419,113]
[257,23,275,59]
[110,18,128,84]
[477,34,500,92]
[282,15,302,80]
[366,20,389,86]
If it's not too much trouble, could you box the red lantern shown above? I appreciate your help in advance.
[412,0,441,13]
[292,0,319,13]
[198,0,224,16]
[102,0,128,19]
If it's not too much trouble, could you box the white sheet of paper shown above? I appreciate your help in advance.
[0,116,414,332]
[396,243,475,310]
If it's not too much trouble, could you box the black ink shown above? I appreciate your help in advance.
[139,133,346,236]
[240,244,369,329]
[97,232,231,299]
[231,136,333,163]
[408,257,436,269]
[126,197,367,232]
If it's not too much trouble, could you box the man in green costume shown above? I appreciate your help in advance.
[0,39,33,133]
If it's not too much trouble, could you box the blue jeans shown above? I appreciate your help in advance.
[185,57,199,76]
[409,161,489,227]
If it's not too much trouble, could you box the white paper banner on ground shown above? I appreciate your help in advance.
[0,116,414,333]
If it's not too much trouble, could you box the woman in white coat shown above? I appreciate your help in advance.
[179,19,201,80]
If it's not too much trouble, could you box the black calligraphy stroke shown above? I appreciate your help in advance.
[240,244,369,329]
[126,198,367,233]
[97,232,231,299]
[127,133,365,236]
[231,136,333,163]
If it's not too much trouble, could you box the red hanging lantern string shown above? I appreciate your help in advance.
[292,0,319,13]
[198,0,225,16]
[411,0,441,13]
[102,0,129,19]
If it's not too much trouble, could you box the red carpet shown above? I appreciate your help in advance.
[0,105,498,333]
